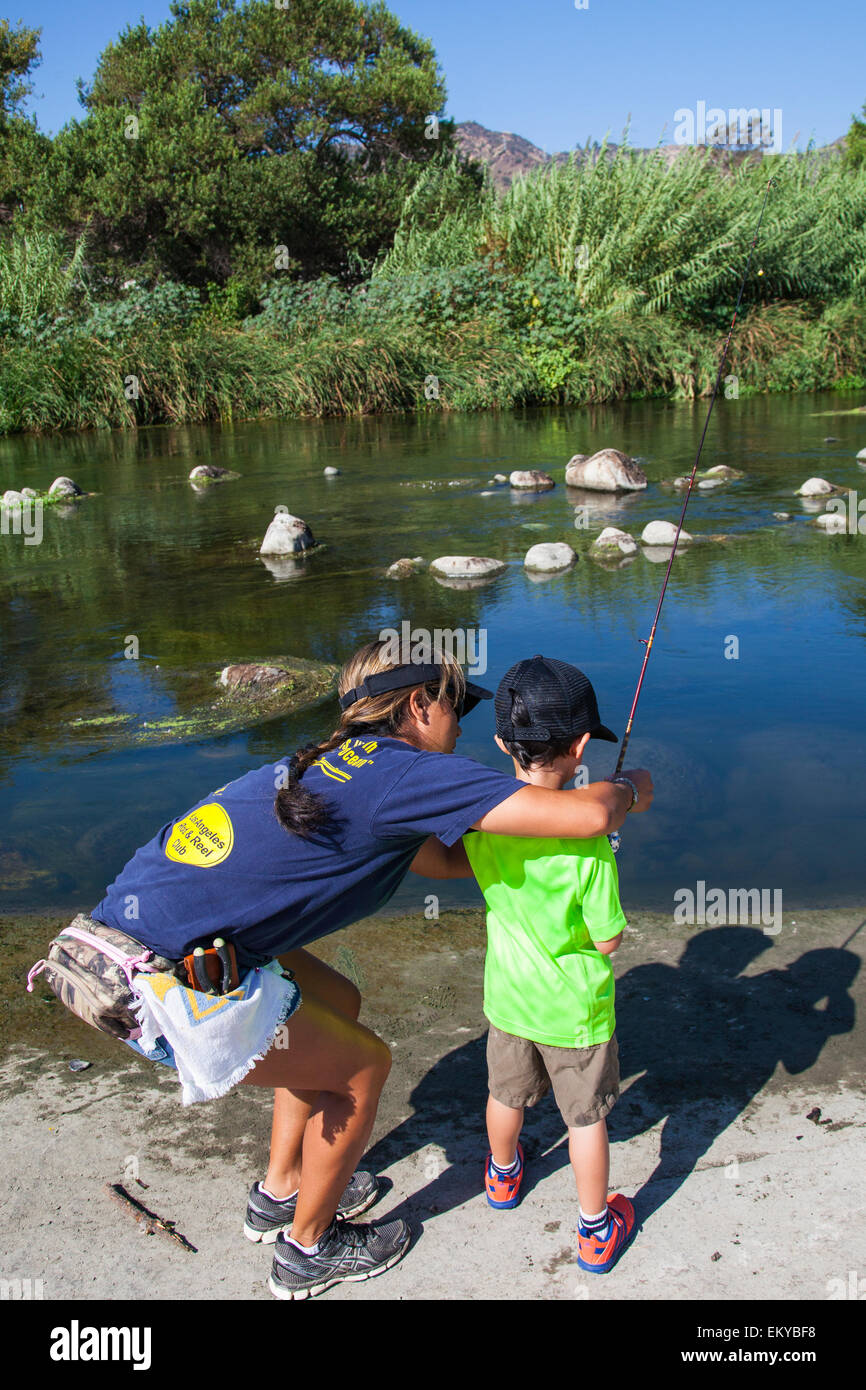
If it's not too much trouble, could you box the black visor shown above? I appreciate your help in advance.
[339,663,492,719]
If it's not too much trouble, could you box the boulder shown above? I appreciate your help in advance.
[20,487,38,499]
[565,449,647,492]
[2,489,24,507]
[815,513,847,533]
[48,476,83,498]
[590,527,638,556]
[509,469,555,491]
[523,542,576,572]
[703,465,743,479]
[429,556,507,580]
[796,477,836,497]
[386,557,425,579]
[773,512,792,520]
[219,664,291,693]
[857,448,866,461]
[260,511,316,555]
[641,520,692,546]
[697,479,724,490]
[189,464,234,481]
[493,473,508,484]
[323,466,340,477]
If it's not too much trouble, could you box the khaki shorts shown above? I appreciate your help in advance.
[487,1025,619,1128]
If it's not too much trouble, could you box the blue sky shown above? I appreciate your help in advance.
[15,0,866,150]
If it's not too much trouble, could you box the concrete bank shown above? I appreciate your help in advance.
[1,907,864,1301]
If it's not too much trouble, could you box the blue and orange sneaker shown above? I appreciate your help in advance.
[485,1143,525,1209]
[576,1193,635,1273]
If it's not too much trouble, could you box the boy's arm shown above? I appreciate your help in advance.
[409,835,474,879]
[595,931,623,955]
[579,839,628,951]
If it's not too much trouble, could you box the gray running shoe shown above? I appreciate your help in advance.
[243,1171,380,1243]
[268,1215,411,1300]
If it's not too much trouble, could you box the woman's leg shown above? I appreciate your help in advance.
[242,981,389,1247]
[259,949,363,1199]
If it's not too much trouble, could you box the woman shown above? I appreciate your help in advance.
[90,639,652,1299]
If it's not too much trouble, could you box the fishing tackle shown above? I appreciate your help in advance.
[609,179,776,854]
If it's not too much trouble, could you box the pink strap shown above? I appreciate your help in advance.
[26,960,47,993]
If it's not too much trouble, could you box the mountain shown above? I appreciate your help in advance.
[455,121,847,192]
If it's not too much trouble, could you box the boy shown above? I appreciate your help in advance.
[461,655,638,1273]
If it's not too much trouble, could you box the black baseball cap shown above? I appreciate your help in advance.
[495,655,618,743]
[339,663,493,719]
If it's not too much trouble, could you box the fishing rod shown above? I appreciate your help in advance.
[609,178,776,853]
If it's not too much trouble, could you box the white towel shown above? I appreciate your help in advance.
[132,962,301,1105]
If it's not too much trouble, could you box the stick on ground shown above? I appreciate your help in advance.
[103,1182,198,1253]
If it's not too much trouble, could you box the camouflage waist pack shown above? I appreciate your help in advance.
[26,914,180,1040]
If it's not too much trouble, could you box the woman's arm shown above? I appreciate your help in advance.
[410,836,474,879]
[473,769,653,839]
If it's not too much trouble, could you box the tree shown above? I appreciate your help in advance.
[36,0,454,286]
[0,21,50,220]
[843,102,866,169]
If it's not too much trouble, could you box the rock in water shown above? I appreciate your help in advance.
[796,477,835,496]
[20,487,38,499]
[815,513,847,533]
[773,512,792,520]
[260,511,316,555]
[509,470,555,491]
[703,465,744,479]
[493,473,508,484]
[429,556,507,579]
[2,490,25,507]
[641,520,693,546]
[590,527,638,555]
[189,464,234,481]
[523,542,576,572]
[386,557,425,579]
[219,664,292,693]
[857,448,866,461]
[48,476,84,498]
[697,479,724,490]
[565,449,647,492]
[323,466,340,476]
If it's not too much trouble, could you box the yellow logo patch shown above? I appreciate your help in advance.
[165,802,234,868]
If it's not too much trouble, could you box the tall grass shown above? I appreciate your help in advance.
[0,230,89,325]
[379,146,866,319]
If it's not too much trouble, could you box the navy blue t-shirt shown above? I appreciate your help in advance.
[91,737,523,960]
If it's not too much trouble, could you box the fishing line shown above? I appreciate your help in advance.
[609,178,776,851]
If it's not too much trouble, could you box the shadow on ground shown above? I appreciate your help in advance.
[364,927,859,1227]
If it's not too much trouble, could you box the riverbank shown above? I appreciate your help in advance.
[2,905,863,1301]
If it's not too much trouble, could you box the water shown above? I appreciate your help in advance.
[1,392,865,918]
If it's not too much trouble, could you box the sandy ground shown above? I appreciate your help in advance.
[1,905,864,1302]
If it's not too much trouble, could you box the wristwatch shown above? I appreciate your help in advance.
[611,775,639,811]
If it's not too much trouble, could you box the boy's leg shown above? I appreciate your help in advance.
[486,1093,524,1168]
[567,1117,610,1216]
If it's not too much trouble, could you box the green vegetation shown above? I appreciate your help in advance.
[1,2,865,433]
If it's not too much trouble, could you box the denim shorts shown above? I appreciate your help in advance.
[124,1033,177,1068]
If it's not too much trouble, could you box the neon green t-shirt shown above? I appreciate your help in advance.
[462,830,627,1048]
